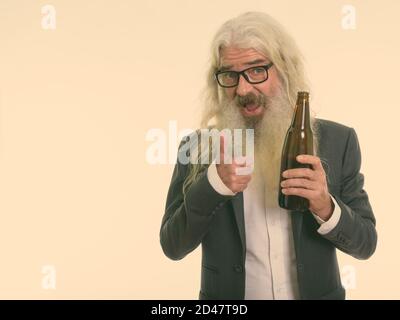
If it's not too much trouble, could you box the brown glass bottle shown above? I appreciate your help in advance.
[278,91,314,211]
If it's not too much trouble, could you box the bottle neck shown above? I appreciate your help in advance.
[291,94,310,130]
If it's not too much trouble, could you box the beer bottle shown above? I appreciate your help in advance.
[278,91,314,211]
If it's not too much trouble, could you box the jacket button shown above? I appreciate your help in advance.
[297,263,304,272]
[234,265,243,273]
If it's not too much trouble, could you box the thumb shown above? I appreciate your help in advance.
[219,133,225,164]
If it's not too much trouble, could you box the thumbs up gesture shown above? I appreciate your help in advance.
[216,134,253,194]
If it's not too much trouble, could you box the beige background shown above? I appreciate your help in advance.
[0,0,398,299]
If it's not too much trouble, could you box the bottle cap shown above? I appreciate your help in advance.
[298,91,309,98]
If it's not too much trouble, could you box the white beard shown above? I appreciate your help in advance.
[215,91,318,208]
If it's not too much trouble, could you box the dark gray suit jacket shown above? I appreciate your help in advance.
[160,119,377,300]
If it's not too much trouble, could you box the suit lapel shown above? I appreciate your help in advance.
[231,192,246,257]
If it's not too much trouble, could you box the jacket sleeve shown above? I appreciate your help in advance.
[159,135,233,260]
[322,128,377,259]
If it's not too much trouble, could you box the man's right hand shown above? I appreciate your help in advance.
[216,134,253,194]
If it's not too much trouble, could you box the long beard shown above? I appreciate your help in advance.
[215,91,318,208]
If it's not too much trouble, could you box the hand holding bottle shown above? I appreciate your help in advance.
[281,154,334,220]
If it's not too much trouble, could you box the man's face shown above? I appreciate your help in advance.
[219,47,280,119]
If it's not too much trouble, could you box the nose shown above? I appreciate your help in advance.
[236,74,253,96]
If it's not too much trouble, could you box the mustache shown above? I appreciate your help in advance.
[235,92,268,108]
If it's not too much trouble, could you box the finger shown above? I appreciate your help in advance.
[282,168,315,180]
[235,175,252,184]
[219,133,234,165]
[233,155,254,166]
[280,178,316,190]
[234,156,247,166]
[235,166,253,176]
[281,187,317,200]
[226,164,241,175]
[227,173,251,184]
[233,183,249,193]
[296,155,324,172]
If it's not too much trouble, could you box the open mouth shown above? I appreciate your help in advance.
[242,103,262,116]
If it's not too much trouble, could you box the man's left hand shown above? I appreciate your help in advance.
[280,154,334,221]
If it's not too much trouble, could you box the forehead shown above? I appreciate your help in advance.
[220,47,267,65]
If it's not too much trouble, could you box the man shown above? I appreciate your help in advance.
[160,12,377,300]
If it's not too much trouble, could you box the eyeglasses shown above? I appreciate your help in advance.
[215,62,274,88]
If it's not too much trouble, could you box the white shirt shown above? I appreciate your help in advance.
[207,162,341,300]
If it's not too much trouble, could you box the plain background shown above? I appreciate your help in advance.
[0,0,398,299]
